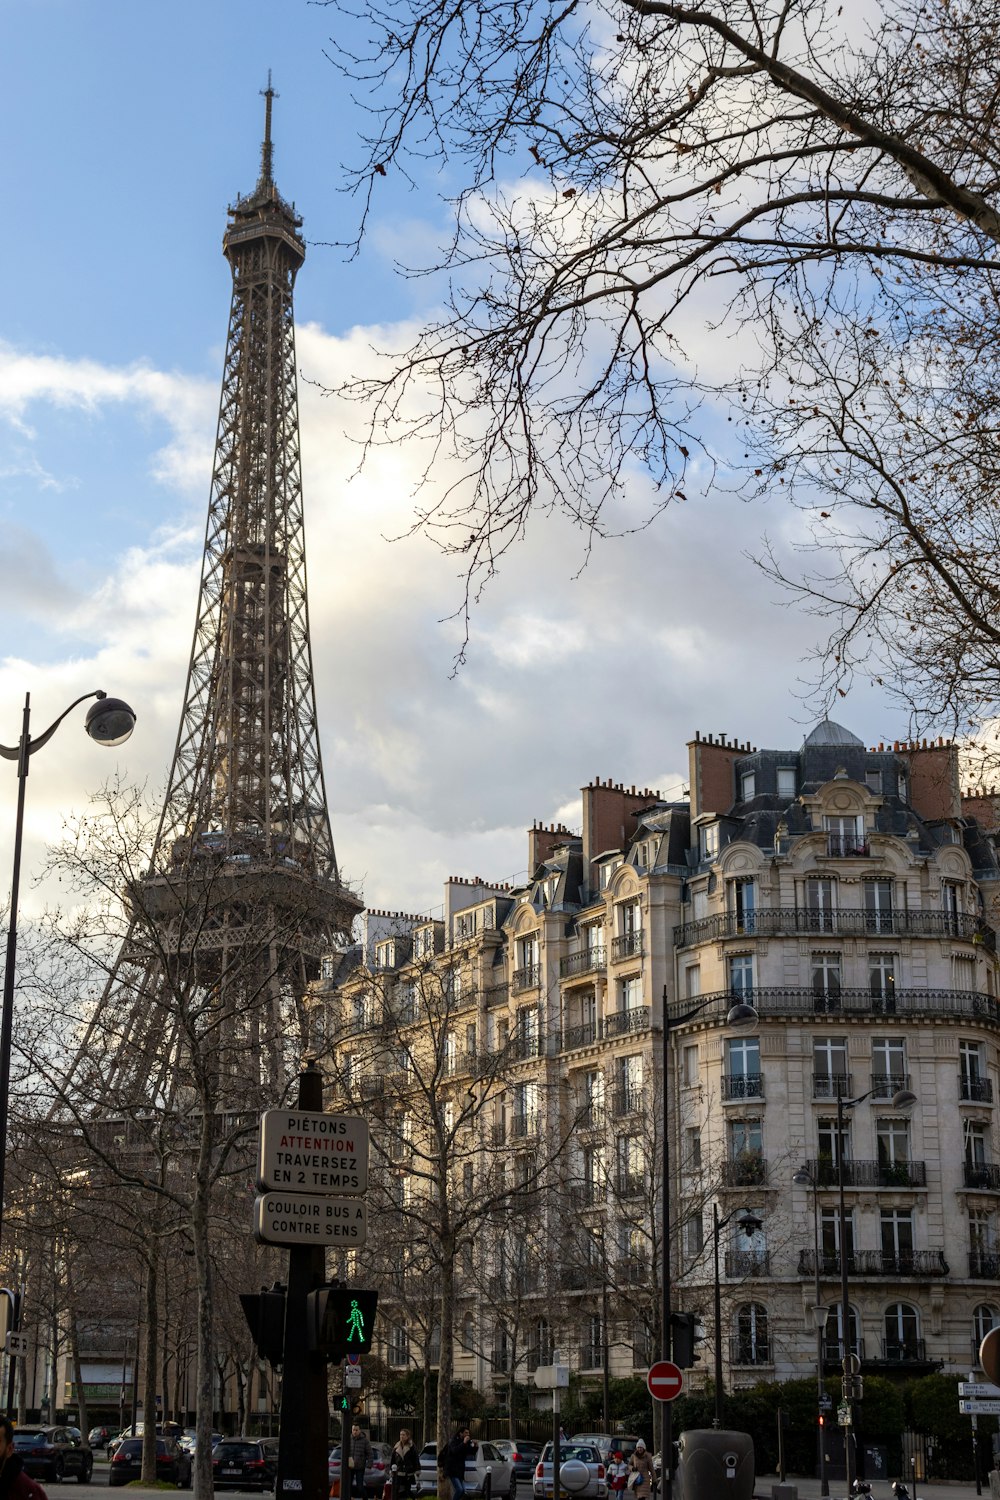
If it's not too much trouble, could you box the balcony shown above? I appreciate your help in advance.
[970,1252,1000,1278]
[577,1101,607,1130]
[615,1257,649,1286]
[570,1182,603,1209]
[511,1111,539,1139]
[729,1337,772,1366]
[512,964,541,994]
[665,986,1000,1029]
[612,932,644,962]
[813,1072,852,1100]
[876,1338,928,1365]
[965,1163,1000,1191]
[800,1249,948,1278]
[961,1075,994,1103]
[673,907,993,948]
[871,1071,910,1099]
[721,1153,768,1188]
[562,1020,599,1051]
[485,983,509,1008]
[509,1030,543,1061]
[561,947,606,979]
[823,1337,865,1365]
[725,1251,771,1278]
[799,1157,927,1189]
[604,1005,650,1039]
[722,1072,764,1101]
[617,1173,645,1198]
[359,1074,384,1099]
[612,1084,644,1118]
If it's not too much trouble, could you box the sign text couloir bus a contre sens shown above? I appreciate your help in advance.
[257,1110,369,1196]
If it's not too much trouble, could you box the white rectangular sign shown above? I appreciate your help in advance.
[960,1399,1000,1415]
[257,1110,368,1195]
[4,1332,29,1357]
[344,1366,362,1389]
[254,1192,368,1247]
[960,1382,1000,1398]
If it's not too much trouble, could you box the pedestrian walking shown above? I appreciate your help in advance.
[348,1424,373,1500]
[444,1426,478,1500]
[390,1430,419,1500]
[608,1452,629,1495]
[628,1441,654,1500]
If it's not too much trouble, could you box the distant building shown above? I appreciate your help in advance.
[308,721,1000,1406]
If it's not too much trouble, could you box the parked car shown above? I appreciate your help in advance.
[570,1436,642,1464]
[416,1441,517,1500]
[328,1441,394,1496]
[109,1436,192,1488]
[532,1442,607,1500]
[212,1437,277,1491]
[178,1427,224,1454]
[491,1442,543,1489]
[11,1427,93,1484]
[87,1426,118,1450]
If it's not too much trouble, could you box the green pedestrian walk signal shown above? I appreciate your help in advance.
[306,1287,378,1360]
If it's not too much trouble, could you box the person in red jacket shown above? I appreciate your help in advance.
[0,1418,48,1500]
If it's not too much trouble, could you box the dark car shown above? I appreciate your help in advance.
[492,1442,543,1489]
[109,1436,192,1488]
[329,1442,394,1497]
[213,1438,277,1491]
[12,1428,93,1484]
[87,1426,117,1450]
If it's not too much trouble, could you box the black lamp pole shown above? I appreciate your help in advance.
[793,1165,830,1497]
[0,689,136,1260]
[711,1204,762,1429]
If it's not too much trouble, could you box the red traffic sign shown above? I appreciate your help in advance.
[647,1360,684,1402]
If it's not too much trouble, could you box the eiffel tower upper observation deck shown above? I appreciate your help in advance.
[67,86,362,1094]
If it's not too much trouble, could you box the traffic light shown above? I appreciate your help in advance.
[239,1282,286,1366]
[841,1375,864,1402]
[670,1312,704,1369]
[306,1287,378,1359]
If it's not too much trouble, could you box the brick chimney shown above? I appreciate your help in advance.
[688,732,747,820]
[527,821,575,875]
[581,779,661,868]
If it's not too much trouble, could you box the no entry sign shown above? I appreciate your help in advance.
[647,1360,684,1402]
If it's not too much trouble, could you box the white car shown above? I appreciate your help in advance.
[532,1443,608,1500]
[417,1441,517,1500]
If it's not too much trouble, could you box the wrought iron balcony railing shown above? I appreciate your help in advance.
[674,906,992,948]
[721,1154,768,1187]
[961,1075,994,1103]
[722,1072,764,1101]
[612,1084,645,1118]
[826,835,870,857]
[511,1111,539,1139]
[577,1101,607,1130]
[725,1251,771,1278]
[813,1072,853,1100]
[799,1157,927,1188]
[562,1020,599,1051]
[612,932,644,961]
[604,1005,651,1039]
[970,1251,1000,1278]
[512,964,541,993]
[877,1338,927,1363]
[729,1337,772,1366]
[560,946,606,978]
[800,1249,948,1278]
[965,1162,1000,1190]
[666,986,1000,1028]
[871,1071,910,1099]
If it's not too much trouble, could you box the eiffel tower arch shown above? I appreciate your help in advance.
[64,82,363,1107]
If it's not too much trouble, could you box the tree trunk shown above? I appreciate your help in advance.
[436,1245,455,1449]
[141,1254,159,1482]
[67,1302,91,1450]
[192,1108,216,1500]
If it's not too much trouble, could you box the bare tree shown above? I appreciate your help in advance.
[322,0,1000,723]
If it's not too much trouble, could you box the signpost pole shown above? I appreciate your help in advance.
[275,1063,330,1500]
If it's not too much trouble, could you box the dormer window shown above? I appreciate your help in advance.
[375,940,396,969]
[740,771,756,801]
[866,770,882,793]
[599,858,623,890]
[777,768,796,798]
[700,824,720,861]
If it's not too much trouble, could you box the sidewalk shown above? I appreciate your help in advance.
[756,1476,984,1499]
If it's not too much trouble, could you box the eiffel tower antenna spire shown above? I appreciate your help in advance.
[259,70,276,190]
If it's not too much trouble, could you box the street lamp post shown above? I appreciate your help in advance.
[711,1204,762,1429]
[0,689,136,1259]
[792,1164,831,1497]
[832,1085,916,1495]
[660,988,757,1500]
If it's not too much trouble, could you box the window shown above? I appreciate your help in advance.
[872,1037,906,1096]
[804,877,836,932]
[961,1040,988,1100]
[813,1037,849,1099]
[583,1068,605,1125]
[700,823,720,861]
[620,899,642,937]
[726,1036,762,1099]
[974,1305,1000,1348]
[898,769,908,800]
[616,1134,644,1195]
[869,954,897,1009]
[583,1314,604,1369]
[818,1117,850,1173]
[584,922,604,960]
[456,909,478,940]
[692,886,708,921]
[825,1303,860,1360]
[944,882,962,935]
[966,1120,989,1167]
[866,769,883,793]
[970,1210,997,1275]
[684,1127,702,1172]
[518,934,539,970]
[599,858,623,889]
[729,878,756,933]
[685,965,701,998]
[620,974,643,1012]
[876,1118,911,1172]
[880,1209,915,1270]
[734,1304,769,1365]
[616,1054,644,1113]
[443,1032,458,1073]
[320,954,336,981]
[884,1303,920,1361]
[825,813,865,855]
[512,1080,539,1135]
[728,1119,763,1182]
[864,879,894,934]
[812,954,842,1010]
[583,1144,606,1198]
[683,1212,704,1257]
[398,981,417,1024]
[682,1043,699,1086]
[517,1005,539,1055]
[740,771,756,801]
[465,1022,477,1057]
[375,940,396,969]
[388,1325,409,1366]
[821,1208,855,1271]
[777,767,797,798]
[729,954,754,998]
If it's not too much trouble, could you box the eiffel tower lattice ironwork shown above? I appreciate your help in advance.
[67,85,362,1100]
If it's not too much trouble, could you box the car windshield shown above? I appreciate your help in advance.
[217,1445,260,1460]
[12,1434,46,1446]
[116,1441,143,1456]
[541,1446,598,1463]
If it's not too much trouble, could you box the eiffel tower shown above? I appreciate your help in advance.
[66,83,362,1100]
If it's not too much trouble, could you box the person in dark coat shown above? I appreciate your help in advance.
[0,1417,46,1500]
[443,1427,477,1500]
[389,1430,419,1498]
[348,1424,373,1500]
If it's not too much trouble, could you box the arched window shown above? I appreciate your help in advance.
[824,1303,860,1361]
[733,1303,770,1365]
[884,1303,920,1362]
[974,1304,999,1353]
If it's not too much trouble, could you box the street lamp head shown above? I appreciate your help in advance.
[792,1166,813,1187]
[736,1213,762,1238]
[725,1001,758,1030]
[812,1304,830,1332]
[84,695,136,748]
[891,1088,918,1111]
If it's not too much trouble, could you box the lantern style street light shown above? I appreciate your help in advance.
[0,690,136,1255]
[712,1203,762,1428]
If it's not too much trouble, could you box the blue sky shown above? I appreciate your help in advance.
[0,0,902,918]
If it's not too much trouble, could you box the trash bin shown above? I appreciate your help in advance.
[675,1430,754,1500]
[862,1445,888,1482]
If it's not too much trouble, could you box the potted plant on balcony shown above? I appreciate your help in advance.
[733,1149,766,1186]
